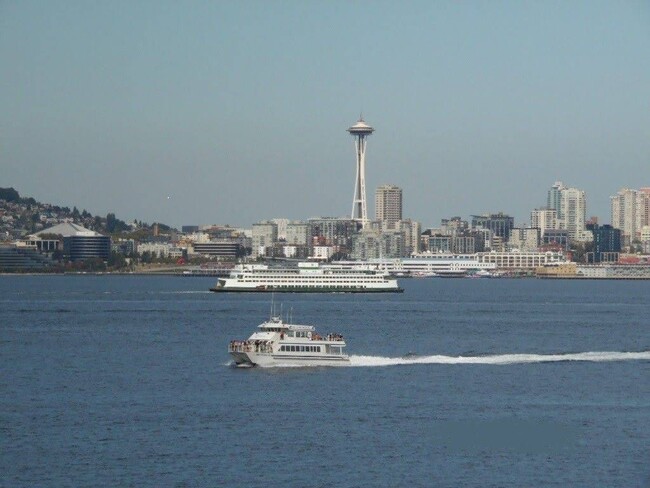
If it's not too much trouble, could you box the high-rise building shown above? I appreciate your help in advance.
[285,221,310,246]
[530,208,558,234]
[547,181,566,220]
[350,228,405,260]
[611,188,639,248]
[639,188,650,228]
[397,219,421,255]
[611,187,650,248]
[546,182,590,242]
[271,218,289,240]
[587,223,621,263]
[375,185,402,229]
[308,217,359,256]
[509,228,541,252]
[560,186,590,242]
[471,213,514,241]
[348,117,374,229]
[251,221,278,258]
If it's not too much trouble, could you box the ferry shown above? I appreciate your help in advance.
[210,262,402,293]
[228,314,349,367]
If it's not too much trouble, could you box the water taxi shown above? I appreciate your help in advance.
[228,314,349,367]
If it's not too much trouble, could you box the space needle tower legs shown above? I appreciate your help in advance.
[348,117,374,229]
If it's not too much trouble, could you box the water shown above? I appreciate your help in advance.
[1,275,649,487]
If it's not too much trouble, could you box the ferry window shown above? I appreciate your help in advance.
[316,346,321,352]
[280,345,285,351]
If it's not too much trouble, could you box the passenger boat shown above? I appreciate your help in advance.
[211,261,402,293]
[228,314,349,367]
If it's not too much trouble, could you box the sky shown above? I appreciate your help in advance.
[2,1,649,229]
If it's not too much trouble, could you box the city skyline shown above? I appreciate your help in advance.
[2,2,649,229]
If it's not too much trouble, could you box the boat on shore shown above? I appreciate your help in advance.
[211,261,402,293]
[229,314,349,367]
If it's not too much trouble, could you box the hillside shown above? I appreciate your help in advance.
[0,187,175,241]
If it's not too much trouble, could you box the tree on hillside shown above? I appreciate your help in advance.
[0,187,20,202]
[106,213,129,234]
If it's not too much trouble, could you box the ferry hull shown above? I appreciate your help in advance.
[212,286,403,293]
[230,351,350,367]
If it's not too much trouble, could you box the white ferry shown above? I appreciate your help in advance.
[229,315,349,367]
[210,262,402,293]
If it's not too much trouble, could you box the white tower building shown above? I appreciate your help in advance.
[348,117,374,229]
[530,208,558,234]
[560,187,589,242]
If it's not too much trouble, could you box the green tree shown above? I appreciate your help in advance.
[0,187,20,202]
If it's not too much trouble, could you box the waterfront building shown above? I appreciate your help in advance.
[138,242,185,259]
[640,226,650,254]
[312,245,335,261]
[348,117,374,229]
[0,244,54,271]
[282,245,310,260]
[471,213,514,241]
[508,228,540,252]
[35,222,110,262]
[112,239,136,256]
[375,185,402,229]
[477,250,567,270]
[252,221,278,258]
[586,224,621,263]
[191,240,241,258]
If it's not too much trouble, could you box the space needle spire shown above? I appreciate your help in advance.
[348,116,374,229]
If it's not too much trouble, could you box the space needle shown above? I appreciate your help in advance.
[348,116,374,229]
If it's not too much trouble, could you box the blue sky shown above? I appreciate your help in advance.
[2,1,649,228]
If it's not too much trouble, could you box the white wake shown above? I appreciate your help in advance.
[348,350,650,367]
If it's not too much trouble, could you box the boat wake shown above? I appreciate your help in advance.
[348,350,650,367]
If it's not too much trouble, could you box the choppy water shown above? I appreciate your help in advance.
[1,275,649,487]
